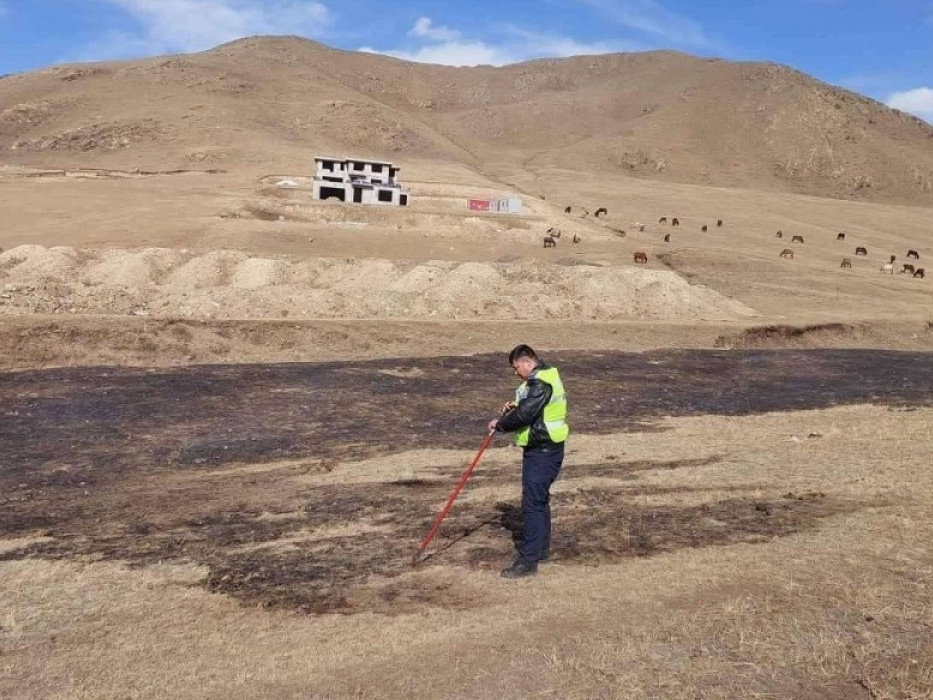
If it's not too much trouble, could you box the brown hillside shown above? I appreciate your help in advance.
[2,35,933,203]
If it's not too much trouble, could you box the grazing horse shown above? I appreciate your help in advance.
[837,232,846,241]
[663,233,671,242]
[914,268,926,279]
[717,219,723,227]
[547,227,561,238]
[595,207,607,218]
[701,224,708,232]
[543,236,557,248]
[840,258,852,268]
[791,235,805,244]
[880,262,894,275]
[671,218,680,227]
[780,249,794,259]
[855,247,868,256]
[572,234,581,243]
[902,264,915,275]
[775,230,784,238]
[564,206,572,213]
[633,222,646,232]
[658,216,668,224]
[633,251,648,264]
[907,249,920,259]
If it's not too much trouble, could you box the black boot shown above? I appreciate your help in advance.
[501,558,538,579]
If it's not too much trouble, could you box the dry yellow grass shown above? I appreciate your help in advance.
[3,405,931,698]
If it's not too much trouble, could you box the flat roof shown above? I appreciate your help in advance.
[314,156,398,167]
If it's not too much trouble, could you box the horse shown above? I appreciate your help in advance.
[914,268,926,279]
[663,233,671,243]
[791,235,805,244]
[658,216,668,224]
[717,219,723,227]
[901,264,915,275]
[840,258,852,268]
[907,249,920,259]
[595,207,607,218]
[633,251,648,264]
[701,224,708,232]
[671,218,680,227]
[880,262,894,275]
[837,232,846,241]
[780,249,794,259]
[572,234,581,244]
[775,230,783,238]
[855,247,868,256]
[543,236,557,248]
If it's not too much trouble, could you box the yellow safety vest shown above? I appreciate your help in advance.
[515,366,569,447]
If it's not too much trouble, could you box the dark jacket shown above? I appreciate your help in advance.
[496,363,559,451]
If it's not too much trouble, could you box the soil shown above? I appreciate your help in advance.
[3,349,930,614]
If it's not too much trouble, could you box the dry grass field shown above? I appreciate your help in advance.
[2,37,933,699]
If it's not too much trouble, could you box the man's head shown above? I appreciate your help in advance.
[508,344,539,381]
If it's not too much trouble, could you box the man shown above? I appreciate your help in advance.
[488,344,568,578]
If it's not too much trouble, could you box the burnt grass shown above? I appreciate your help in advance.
[2,349,932,613]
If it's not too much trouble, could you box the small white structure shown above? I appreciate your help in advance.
[312,156,410,206]
[467,196,523,214]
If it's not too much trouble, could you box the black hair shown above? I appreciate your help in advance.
[508,344,537,364]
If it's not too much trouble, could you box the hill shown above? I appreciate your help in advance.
[2,36,933,204]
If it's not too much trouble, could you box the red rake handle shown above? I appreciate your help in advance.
[412,430,495,565]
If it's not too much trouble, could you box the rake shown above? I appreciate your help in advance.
[411,429,496,566]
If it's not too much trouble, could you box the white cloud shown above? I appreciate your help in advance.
[570,0,715,50]
[362,41,514,67]
[888,87,933,123]
[361,16,644,67]
[89,0,330,57]
[408,17,460,43]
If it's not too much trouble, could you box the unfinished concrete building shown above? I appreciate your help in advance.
[312,157,410,206]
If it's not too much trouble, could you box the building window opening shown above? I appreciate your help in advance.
[377,189,393,203]
[320,186,346,202]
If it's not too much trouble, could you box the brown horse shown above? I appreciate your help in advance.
[914,268,926,279]
[840,258,852,268]
[837,232,846,241]
[791,235,805,244]
[855,247,868,256]
[633,251,648,264]
[780,249,794,259]
[907,249,920,259]
[543,236,557,248]
[902,263,916,275]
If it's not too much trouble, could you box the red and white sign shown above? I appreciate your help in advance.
[468,199,491,211]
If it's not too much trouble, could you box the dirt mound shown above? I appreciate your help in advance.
[0,245,80,282]
[0,245,757,322]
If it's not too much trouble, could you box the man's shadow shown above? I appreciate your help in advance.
[417,502,522,564]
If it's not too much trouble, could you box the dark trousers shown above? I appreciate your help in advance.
[519,444,564,563]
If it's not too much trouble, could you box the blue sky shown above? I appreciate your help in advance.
[1,0,931,120]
